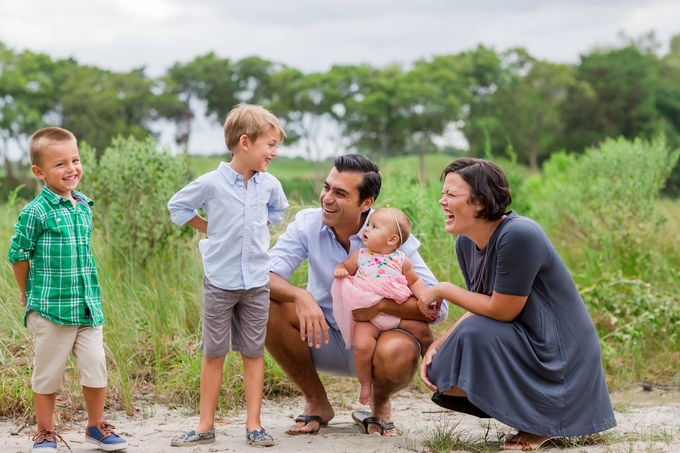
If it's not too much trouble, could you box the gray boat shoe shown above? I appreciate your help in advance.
[170,427,216,446]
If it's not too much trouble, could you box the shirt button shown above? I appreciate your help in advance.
[19,249,24,252]
[57,218,62,222]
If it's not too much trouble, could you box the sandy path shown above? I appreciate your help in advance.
[1,388,679,452]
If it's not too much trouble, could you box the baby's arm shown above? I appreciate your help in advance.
[333,250,360,278]
[403,256,427,300]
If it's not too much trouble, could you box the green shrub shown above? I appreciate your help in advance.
[80,136,192,263]
[523,137,679,278]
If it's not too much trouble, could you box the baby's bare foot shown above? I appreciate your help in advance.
[359,384,372,405]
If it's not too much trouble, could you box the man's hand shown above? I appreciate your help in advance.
[294,290,330,348]
[352,299,384,322]
[19,293,26,307]
[333,268,350,279]
[419,344,439,392]
[418,285,443,319]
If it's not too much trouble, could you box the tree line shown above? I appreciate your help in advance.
[1,32,679,190]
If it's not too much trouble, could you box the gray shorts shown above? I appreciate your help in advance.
[309,325,420,378]
[201,276,269,358]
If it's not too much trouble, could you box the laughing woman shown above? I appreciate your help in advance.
[418,158,616,451]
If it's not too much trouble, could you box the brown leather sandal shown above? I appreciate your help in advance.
[500,431,561,451]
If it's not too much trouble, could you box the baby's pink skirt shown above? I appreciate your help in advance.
[331,275,412,348]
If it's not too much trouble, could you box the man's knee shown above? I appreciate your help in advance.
[265,299,299,349]
[267,299,297,329]
[401,321,434,347]
[373,331,418,381]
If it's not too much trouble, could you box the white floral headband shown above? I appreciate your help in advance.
[386,206,403,246]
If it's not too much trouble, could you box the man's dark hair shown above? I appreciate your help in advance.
[333,154,382,204]
[441,158,512,221]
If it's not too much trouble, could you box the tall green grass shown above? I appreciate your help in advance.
[1,140,679,421]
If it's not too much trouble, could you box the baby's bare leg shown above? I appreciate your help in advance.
[397,319,434,356]
[353,321,381,405]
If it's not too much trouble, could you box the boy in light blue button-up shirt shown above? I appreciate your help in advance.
[168,105,288,447]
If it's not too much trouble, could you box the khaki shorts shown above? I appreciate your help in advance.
[201,276,269,359]
[27,312,107,394]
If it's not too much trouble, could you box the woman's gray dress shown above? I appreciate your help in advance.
[427,212,616,437]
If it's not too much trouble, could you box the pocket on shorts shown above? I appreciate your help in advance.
[202,277,233,318]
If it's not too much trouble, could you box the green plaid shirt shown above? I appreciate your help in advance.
[8,187,103,327]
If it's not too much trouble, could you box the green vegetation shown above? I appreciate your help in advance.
[0,136,679,435]
[3,32,680,194]
[421,416,490,452]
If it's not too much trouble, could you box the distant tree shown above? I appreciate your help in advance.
[51,60,160,152]
[0,44,56,180]
[562,43,660,152]
[397,55,467,180]
[657,34,680,193]
[341,64,408,161]
[161,53,240,147]
[467,49,584,171]
[266,65,361,184]
[234,56,282,105]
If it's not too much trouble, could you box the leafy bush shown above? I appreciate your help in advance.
[522,137,679,277]
[80,136,192,263]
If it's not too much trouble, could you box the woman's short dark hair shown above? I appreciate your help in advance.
[441,158,512,221]
[333,154,382,204]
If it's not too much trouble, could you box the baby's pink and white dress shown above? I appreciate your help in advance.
[331,248,412,348]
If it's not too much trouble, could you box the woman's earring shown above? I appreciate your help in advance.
[477,207,480,211]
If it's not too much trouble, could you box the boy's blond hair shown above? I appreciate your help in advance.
[223,104,286,152]
[29,127,77,167]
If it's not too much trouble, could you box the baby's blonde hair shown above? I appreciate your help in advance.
[378,207,411,246]
[223,104,286,152]
[29,127,77,167]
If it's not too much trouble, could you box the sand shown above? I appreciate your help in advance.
[1,388,679,452]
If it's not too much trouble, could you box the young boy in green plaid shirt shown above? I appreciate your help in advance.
[8,127,127,452]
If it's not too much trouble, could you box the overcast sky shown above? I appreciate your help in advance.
[2,0,679,156]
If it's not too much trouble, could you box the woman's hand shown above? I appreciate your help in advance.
[418,285,443,319]
[419,344,439,392]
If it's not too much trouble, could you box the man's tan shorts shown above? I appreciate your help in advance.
[27,312,107,394]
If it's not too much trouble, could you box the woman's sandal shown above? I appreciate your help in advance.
[499,431,561,451]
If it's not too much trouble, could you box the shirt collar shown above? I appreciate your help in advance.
[218,161,262,185]
[41,186,94,207]
[320,208,375,240]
